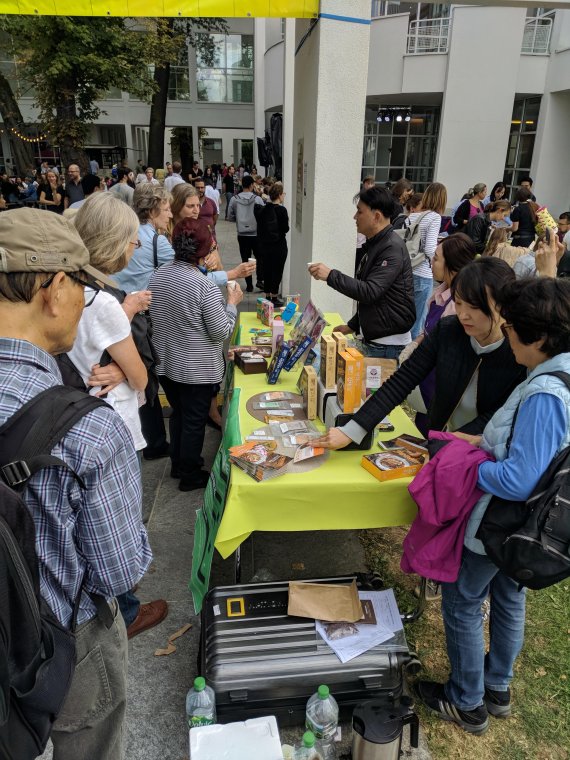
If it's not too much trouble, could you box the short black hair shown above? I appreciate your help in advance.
[558,211,570,222]
[451,258,515,319]
[358,186,395,220]
[117,168,129,181]
[81,173,101,196]
[498,277,570,357]
[242,175,255,190]
[519,176,533,186]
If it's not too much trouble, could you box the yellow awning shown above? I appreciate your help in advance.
[1,0,318,17]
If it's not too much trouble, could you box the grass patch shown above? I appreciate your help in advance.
[360,527,570,760]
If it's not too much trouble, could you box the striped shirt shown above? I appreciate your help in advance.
[407,210,441,279]
[149,260,237,384]
[0,338,152,627]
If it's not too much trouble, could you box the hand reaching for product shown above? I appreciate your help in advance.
[313,427,352,450]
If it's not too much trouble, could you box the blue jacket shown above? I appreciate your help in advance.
[464,353,570,554]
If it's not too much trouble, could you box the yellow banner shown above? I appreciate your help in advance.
[1,0,318,16]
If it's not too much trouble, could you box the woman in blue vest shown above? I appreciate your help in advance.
[417,274,570,734]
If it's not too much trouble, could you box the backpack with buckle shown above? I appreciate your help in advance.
[476,371,570,590]
[393,211,430,269]
[0,386,112,759]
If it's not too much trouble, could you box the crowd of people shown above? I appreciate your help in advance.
[0,159,569,758]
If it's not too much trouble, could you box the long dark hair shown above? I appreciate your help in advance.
[489,182,506,202]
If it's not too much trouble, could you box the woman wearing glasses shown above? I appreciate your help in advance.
[417,275,570,734]
[316,258,526,449]
[69,193,149,451]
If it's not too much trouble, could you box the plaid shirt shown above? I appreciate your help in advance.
[0,338,152,627]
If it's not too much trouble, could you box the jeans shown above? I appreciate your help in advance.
[117,589,140,628]
[441,548,526,711]
[237,235,262,288]
[360,342,405,360]
[51,600,128,760]
[159,377,214,484]
[224,192,234,219]
[411,274,434,339]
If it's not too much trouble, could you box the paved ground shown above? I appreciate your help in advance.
[40,212,431,760]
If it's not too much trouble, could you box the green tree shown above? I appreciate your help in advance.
[0,16,175,172]
[146,18,227,170]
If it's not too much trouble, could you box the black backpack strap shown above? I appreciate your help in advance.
[505,371,570,452]
[0,386,107,488]
[152,232,159,269]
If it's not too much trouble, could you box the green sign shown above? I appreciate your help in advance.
[189,388,241,612]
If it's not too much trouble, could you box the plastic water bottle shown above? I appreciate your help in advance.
[294,731,324,760]
[186,676,216,728]
[305,685,338,759]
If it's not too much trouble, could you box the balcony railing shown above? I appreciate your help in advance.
[407,16,450,54]
[521,15,553,55]
[371,1,406,17]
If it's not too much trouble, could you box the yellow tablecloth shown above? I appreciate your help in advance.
[214,312,419,559]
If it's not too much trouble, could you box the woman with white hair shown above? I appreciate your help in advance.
[69,192,168,639]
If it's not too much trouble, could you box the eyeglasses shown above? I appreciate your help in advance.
[41,271,100,307]
[500,323,513,339]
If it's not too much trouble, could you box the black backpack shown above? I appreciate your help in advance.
[477,371,570,590]
[0,386,110,759]
[254,202,280,243]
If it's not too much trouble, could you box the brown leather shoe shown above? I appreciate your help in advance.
[127,599,168,639]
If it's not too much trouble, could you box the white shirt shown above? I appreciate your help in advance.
[205,184,220,212]
[164,174,185,192]
[564,230,570,250]
[68,291,146,450]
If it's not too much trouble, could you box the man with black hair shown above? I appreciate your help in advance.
[518,176,536,202]
[228,174,264,292]
[109,167,135,206]
[309,185,415,358]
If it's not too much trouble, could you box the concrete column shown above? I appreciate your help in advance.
[280,17,296,296]
[434,6,527,205]
[532,91,570,214]
[289,0,371,321]
[254,19,266,155]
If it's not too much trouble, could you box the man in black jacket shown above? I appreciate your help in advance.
[308,186,415,359]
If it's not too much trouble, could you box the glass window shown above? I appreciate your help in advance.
[197,34,254,103]
[503,97,540,199]
[518,134,535,169]
[522,98,540,131]
[363,136,377,166]
[376,137,392,166]
[406,137,435,167]
[168,65,190,101]
[390,137,407,165]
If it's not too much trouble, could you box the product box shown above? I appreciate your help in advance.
[230,345,272,360]
[256,297,266,320]
[361,435,428,482]
[298,365,317,420]
[361,358,398,400]
[260,299,274,327]
[346,347,364,406]
[266,338,291,385]
[336,350,359,414]
[332,331,348,356]
[283,335,313,372]
[234,352,268,375]
[320,334,337,388]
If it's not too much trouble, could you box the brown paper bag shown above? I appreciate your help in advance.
[287,580,363,622]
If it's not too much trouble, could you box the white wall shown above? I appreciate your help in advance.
[515,55,549,95]
[532,93,570,215]
[290,1,371,320]
[264,42,285,111]
[367,15,408,96]
[434,5,527,205]
[402,54,447,94]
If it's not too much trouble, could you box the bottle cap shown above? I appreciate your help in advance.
[318,684,330,699]
[302,731,316,748]
[194,676,206,691]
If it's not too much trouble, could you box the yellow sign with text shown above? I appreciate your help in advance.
[1,0,318,17]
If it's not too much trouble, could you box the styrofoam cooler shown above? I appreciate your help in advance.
[190,715,283,760]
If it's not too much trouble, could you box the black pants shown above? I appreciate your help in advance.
[237,235,263,288]
[139,392,167,455]
[263,241,288,295]
[159,377,213,484]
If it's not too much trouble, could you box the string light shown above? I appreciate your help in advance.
[8,126,47,143]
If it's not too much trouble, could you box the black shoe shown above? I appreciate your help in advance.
[270,297,285,308]
[415,680,489,735]
[246,285,254,293]
[484,687,511,718]
[170,467,180,479]
[143,442,169,461]
[179,470,210,492]
[256,281,265,291]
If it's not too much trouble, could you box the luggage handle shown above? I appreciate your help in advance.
[359,674,384,689]
[229,689,249,702]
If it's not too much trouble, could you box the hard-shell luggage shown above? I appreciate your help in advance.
[199,575,419,726]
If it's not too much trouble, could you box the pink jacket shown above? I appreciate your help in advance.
[401,432,494,583]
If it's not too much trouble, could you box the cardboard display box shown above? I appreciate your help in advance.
[320,334,337,388]
[336,351,359,414]
[297,365,317,420]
